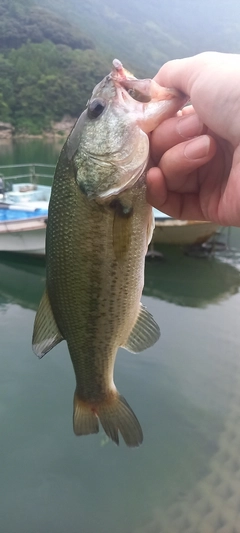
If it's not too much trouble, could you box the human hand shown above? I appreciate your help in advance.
[147,52,240,226]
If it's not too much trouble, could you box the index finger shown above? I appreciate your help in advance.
[154,56,198,96]
[153,52,240,145]
[154,52,234,99]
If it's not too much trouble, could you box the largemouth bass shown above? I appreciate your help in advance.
[32,60,186,447]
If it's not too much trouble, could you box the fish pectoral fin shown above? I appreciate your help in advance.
[121,303,160,353]
[32,289,63,358]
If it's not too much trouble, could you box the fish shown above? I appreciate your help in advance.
[32,59,186,447]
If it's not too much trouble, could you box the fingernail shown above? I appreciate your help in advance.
[184,136,211,160]
[177,113,203,138]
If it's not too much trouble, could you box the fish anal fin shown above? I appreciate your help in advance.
[32,289,63,358]
[122,302,160,353]
[98,393,143,447]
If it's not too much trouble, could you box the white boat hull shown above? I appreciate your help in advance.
[153,219,219,245]
[0,216,47,255]
[0,218,219,255]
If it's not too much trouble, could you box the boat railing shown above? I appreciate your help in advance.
[0,163,55,186]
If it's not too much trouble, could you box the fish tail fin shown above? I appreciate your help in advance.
[98,392,143,447]
[73,391,99,436]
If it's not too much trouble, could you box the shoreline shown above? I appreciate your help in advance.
[0,116,77,141]
[10,132,68,140]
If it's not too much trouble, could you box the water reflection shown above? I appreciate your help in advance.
[2,140,240,533]
[0,139,14,156]
[0,253,45,310]
[0,248,239,313]
[136,342,240,533]
[0,138,61,165]
[144,246,240,307]
[1,250,240,533]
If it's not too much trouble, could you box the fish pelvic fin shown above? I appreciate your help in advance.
[73,392,99,436]
[98,393,143,447]
[32,289,63,358]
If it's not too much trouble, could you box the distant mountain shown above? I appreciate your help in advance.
[35,0,240,75]
[0,0,93,50]
[1,0,240,133]
[0,0,109,133]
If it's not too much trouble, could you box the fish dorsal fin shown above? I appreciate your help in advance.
[121,303,160,353]
[32,289,63,358]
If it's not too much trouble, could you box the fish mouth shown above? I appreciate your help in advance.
[110,58,187,108]
[82,60,188,201]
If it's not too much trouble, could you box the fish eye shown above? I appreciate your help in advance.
[87,98,106,119]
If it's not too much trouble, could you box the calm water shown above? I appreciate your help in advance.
[1,140,240,532]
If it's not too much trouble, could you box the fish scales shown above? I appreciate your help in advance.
[32,59,186,447]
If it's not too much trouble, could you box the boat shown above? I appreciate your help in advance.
[152,208,219,246]
[0,163,54,255]
[0,163,220,255]
[0,195,220,255]
[0,182,51,255]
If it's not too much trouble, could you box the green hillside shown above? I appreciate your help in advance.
[0,0,93,49]
[1,0,240,134]
[36,0,240,75]
[0,0,109,133]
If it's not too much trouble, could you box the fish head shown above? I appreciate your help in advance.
[67,59,187,199]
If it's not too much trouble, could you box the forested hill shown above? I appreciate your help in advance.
[0,0,109,134]
[1,0,240,134]
[0,0,93,50]
[38,0,240,75]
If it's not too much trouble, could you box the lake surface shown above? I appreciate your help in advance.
[1,140,240,533]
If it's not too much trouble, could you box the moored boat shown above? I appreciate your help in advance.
[152,208,219,246]
[0,164,220,254]
[0,171,52,255]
